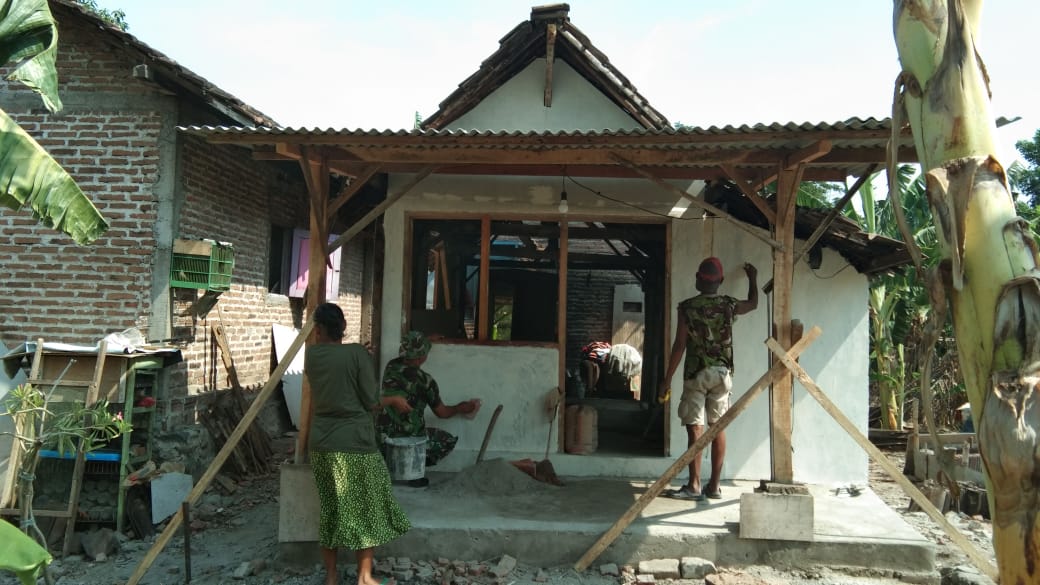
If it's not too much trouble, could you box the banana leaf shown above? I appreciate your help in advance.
[0,0,62,112]
[0,106,107,244]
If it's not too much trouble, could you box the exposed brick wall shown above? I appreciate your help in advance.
[0,12,373,404]
[0,20,164,348]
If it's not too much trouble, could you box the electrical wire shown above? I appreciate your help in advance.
[565,174,712,221]
[809,262,853,280]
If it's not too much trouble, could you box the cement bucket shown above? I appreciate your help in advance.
[384,436,427,480]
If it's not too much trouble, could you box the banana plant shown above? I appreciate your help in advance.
[0,0,107,244]
[893,1,1039,581]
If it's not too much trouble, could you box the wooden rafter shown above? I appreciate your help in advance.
[327,164,382,218]
[720,163,777,224]
[327,166,438,253]
[322,146,752,167]
[544,23,557,107]
[269,143,363,177]
[785,139,833,168]
[793,164,877,265]
[609,153,783,251]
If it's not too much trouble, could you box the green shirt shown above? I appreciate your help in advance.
[679,294,739,379]
[304,343,380,454]
[377,357,442,438]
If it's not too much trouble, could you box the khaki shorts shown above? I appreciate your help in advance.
[677,366,732,426]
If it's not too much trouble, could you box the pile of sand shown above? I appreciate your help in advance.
[432,458,556,497]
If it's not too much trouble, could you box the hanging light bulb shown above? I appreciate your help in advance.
[558,172,569,213]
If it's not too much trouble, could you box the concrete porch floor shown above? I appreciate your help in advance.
[278,462,935,577]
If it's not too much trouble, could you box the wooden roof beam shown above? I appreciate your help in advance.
[328,166,438,253]
[544,23,557,107]
[333,146,751,167]
[785,139,832,169]
[720,163,777,225]
[266,143,365,177]
[610,152,783,251]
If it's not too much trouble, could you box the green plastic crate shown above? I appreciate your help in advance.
[170,240,234,291]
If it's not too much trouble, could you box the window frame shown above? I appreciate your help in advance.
[405,212,565,348]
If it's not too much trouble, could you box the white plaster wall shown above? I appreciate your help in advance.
[664,221,870,485]
[448,60,643,131]
[379,173,871,484]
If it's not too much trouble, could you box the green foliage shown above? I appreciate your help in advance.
[71,0,128,30]
[0,0,109,244]
[1009,128,1040,206]
[4,383,131,456]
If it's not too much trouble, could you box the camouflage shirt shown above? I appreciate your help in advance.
[377,357,443,438]
[679,294,739,379]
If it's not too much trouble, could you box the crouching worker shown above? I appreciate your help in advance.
[378,331,481,487]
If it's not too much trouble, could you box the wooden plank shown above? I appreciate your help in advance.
[172,239,214,256]
[544,23,557,107]
[327,164,382,217]
[573,327,821,572]
[784,140,832,168]
[63,343,107,557]
[765,338,999,582]
[610,153,784,251]
[719,164,777,225]
[125,319,315,585]
[327,166,437,253]
[768,165,803,483]
[793,165,876,264]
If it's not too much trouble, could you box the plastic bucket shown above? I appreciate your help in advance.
[384,435,428,480]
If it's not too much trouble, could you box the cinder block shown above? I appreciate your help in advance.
[739,492,814,542]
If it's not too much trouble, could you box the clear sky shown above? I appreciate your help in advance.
[91,0,1038,165]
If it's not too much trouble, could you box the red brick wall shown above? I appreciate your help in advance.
[0,18,164,348]
[0,12,373,403]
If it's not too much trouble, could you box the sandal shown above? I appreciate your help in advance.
[668,486,705,501]
[705,487,722,499]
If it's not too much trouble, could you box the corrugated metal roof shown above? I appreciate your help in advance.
[179,117,893,138]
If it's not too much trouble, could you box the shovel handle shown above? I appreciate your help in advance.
[476,404,504,464]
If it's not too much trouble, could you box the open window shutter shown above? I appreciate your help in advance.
[288,229,309,298]
[288,229,341,299]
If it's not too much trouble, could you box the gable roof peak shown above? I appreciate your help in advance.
[530,4,570,24]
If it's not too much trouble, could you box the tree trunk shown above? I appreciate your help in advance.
[894,1,1040,581]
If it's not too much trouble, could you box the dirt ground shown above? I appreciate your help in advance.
[1,446,995,585]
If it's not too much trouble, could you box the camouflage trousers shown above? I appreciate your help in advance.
[424,427,458,466]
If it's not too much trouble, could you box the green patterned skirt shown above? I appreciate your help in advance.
[311,451,411,550]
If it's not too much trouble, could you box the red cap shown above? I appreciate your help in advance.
[696,257,724,282]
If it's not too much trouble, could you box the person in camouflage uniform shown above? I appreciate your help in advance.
[659,257,758,501]
[378,331,480,487]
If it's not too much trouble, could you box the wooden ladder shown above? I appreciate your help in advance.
[1,338,108,557]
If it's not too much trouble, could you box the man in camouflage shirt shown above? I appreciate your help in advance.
[659,257,758,501]
[378,331,480,487]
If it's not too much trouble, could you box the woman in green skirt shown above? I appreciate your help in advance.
[301,303,412,585]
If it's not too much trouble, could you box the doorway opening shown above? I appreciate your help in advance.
[563,221,667,457]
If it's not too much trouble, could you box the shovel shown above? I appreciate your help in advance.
[534,387,564,486]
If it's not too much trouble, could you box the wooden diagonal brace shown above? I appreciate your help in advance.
[573,326,822,572]
[765,338,999,582]
[610,153,783,251]
[720,164,777,225]
[327,166,438,253]
[328,164,382,218]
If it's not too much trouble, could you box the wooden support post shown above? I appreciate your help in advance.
[124,320,314,585]
[765,338,999,582]
[768,165,804,483]
[573,327,821,572]
[557,220,568,451]
[182,501,191,583]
